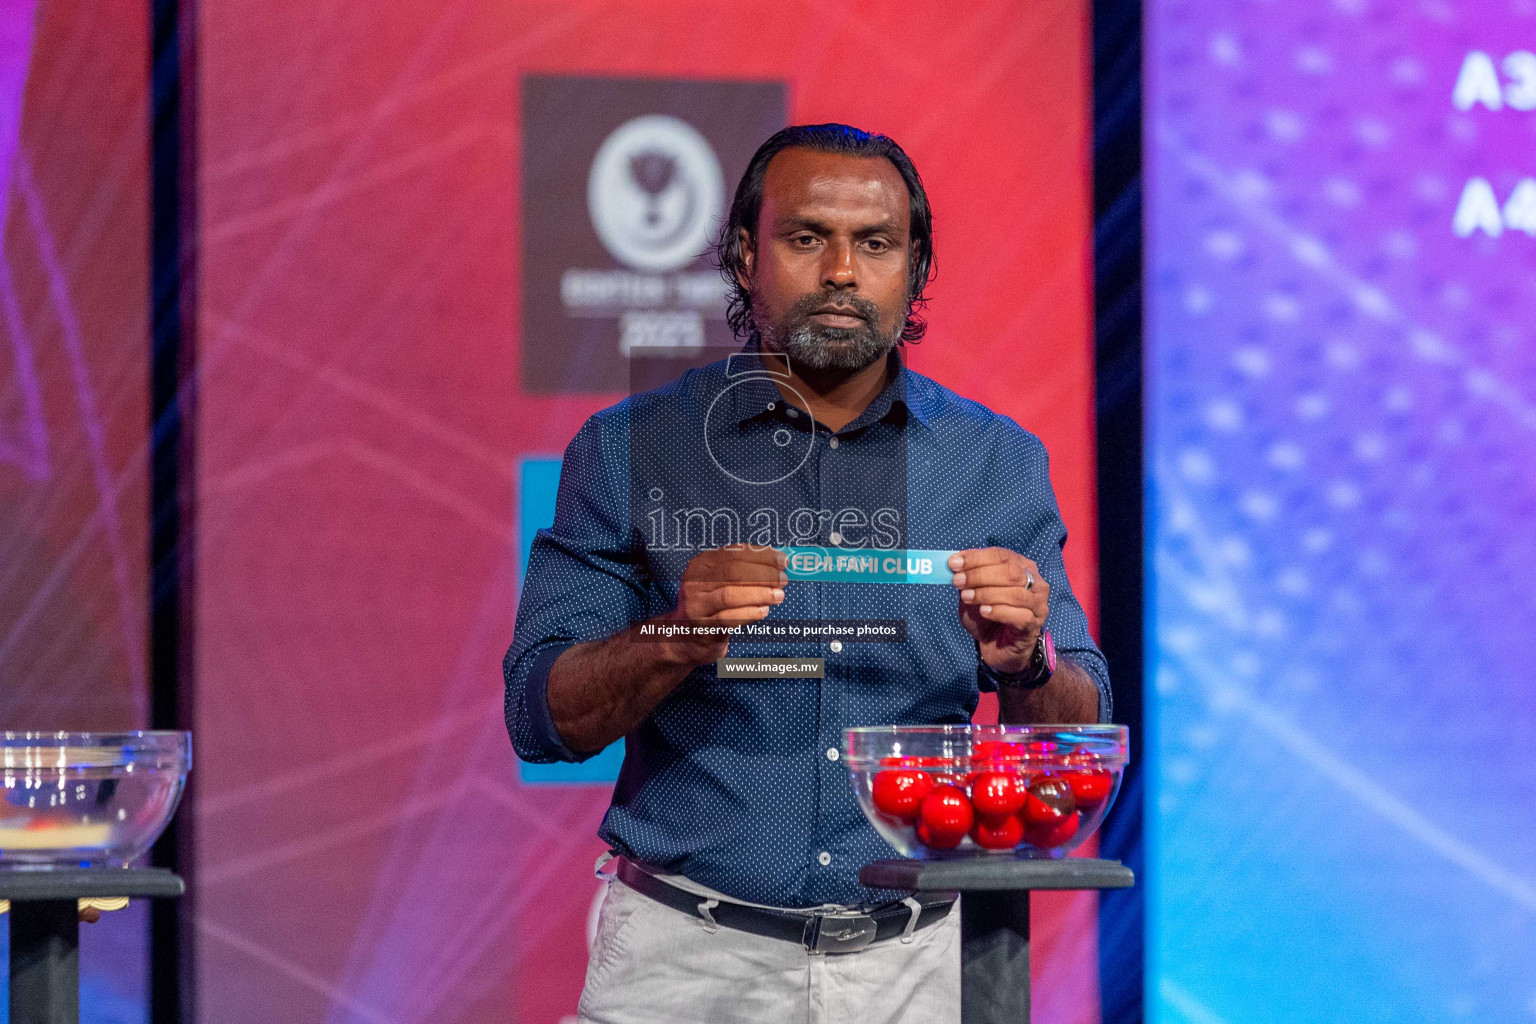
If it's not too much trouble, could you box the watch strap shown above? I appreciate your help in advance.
[976,630,1055,691]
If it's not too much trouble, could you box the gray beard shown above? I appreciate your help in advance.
[756,312,902,373]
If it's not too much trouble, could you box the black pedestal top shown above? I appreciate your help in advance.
[0,868,184,902]
[860,856,1134,892]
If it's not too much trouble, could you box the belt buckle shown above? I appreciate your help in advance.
[803,913,878,954]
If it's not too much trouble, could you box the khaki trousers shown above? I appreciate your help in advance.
[577,876,961,1024]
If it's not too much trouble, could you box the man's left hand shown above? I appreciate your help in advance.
[949,548,1048,674]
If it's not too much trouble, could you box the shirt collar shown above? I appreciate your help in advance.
[724,343,933,431]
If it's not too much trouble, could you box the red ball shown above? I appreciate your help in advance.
[1022,776,1077,826]
[970,771,1028,818]
[1024,810,1081,850]
[1062,769,1113,809]
[881,755,947,768]
[916,822,961,850]
[971,741,1027,766]
[971,814,1025,850]
[871,770,936,822]
[917,785,975,848]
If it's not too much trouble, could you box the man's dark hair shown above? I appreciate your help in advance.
[712,123,936,345]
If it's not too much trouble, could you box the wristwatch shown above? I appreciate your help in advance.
[978,630,1056,691]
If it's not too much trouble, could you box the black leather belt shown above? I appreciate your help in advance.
[614,857,956,955]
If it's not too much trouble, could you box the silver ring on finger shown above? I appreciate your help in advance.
[1024,571,1035,591]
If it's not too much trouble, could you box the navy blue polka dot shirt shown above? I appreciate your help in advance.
[505,349,1110,908]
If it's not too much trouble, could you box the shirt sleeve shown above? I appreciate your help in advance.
[504,413,651,763]
[979,430,1113,724]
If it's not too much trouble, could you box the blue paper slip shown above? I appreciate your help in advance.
[781,548,958,584]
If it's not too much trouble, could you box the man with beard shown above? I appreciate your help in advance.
[505,124,1108,1024]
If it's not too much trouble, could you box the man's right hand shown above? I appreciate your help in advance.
[662,545,788,666]
[544,545,788,754]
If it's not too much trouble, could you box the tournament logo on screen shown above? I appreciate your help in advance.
[587,115,724,273]
[520,75,786,393]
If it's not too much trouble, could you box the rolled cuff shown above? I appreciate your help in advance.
[521,642,588,763]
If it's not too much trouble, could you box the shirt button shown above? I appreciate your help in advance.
[829,640,843,653]
[787,408,799,418]
[829,531,843,545]
[818,851,832,866]
[826,747,839,761]
[829,437,839,449]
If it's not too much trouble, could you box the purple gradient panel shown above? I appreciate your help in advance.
[1,0,153,1019]
[0,0,37,194]
[0,0,41,477]
[1149,2,1536,1023]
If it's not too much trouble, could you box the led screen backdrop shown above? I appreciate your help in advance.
[1149,2,1536,1022]
[520,75,786,393]
[0,0,152,1018]
[196,2,1100,1021]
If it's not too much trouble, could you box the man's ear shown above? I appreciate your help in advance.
[735,226,754,291]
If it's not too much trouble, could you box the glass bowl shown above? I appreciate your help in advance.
[1,732,191,869]
[844,725,1128,859]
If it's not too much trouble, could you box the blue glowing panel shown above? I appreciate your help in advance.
[517,456,624,784]
[1148,2,1536,1022]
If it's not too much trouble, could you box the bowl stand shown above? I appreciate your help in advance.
[2,869,184,1024]
[860,857,1134,1024]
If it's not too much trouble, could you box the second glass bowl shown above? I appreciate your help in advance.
[844,725,1128,859]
